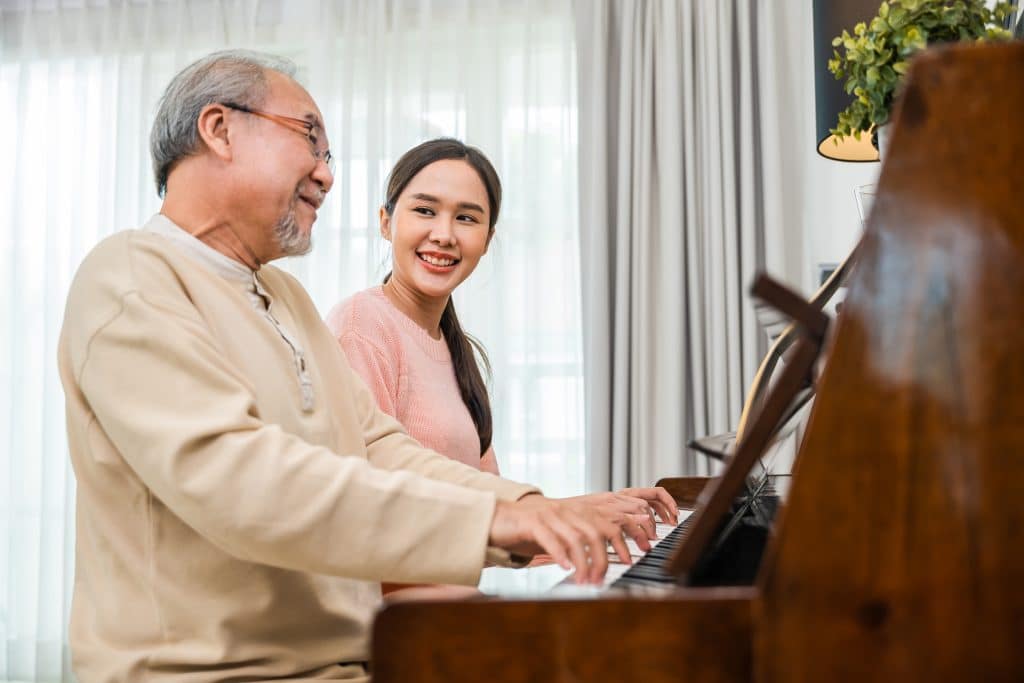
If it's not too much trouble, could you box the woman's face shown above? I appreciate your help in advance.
[382,158,493,301]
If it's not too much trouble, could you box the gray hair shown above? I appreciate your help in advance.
[150,49,298,196]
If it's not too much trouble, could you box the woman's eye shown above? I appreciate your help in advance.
[457,214,480,223]
[413,207,435,216]
[308,133,319,146]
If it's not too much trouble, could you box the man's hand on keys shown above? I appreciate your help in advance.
[488,494,643,584]
[562,487,680,543]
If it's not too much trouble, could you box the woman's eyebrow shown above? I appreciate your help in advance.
[456,201,486,214]
[409,193,484,214]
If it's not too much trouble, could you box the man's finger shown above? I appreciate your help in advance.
[645,506,659,536]
[649,501,672,525]
[531,518,572,571]
[602,522,632,571]
[549,512,593,584]
[577,519,612,584]
[653,488,679,523]
[623,487,679,524]
[628,513,655,548]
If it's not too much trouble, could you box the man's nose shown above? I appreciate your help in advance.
[312,158,334,194]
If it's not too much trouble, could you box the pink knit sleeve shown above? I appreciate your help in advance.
[336,331,400,418]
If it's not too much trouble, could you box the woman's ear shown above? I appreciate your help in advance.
[379,206,392,242]
[196,103,233,161]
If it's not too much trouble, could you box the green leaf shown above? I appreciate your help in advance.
[889,7,907,28]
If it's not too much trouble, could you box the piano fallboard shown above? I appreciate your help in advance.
[372,588,755,683]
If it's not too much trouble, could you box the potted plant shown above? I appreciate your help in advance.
[828,0,1015,153]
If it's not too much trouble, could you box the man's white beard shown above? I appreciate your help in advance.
[274,204,312,257]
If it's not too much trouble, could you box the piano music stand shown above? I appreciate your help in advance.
[667,275,830,583]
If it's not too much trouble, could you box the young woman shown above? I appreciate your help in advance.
[325,138,677,539]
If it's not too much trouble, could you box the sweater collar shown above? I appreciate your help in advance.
[144,214,254,285]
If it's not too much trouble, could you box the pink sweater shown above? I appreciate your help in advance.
[326,287,499,474]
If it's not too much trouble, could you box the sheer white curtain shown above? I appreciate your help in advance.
[0,1,579,680]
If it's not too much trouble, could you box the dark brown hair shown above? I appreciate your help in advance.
[382,138,501,456]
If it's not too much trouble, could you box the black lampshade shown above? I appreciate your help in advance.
[814,0,883,161]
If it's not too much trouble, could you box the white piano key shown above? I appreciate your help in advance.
[478,563,573,597]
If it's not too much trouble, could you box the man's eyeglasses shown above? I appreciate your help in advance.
[222,101,335,175]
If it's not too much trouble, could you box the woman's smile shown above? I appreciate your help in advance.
[417,250,460,271]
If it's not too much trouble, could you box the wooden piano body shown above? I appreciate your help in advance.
[371,43,1024,682]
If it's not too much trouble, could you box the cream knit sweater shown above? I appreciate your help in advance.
[58,214,537,681]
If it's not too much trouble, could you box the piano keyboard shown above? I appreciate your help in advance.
[611,515,693,588]
[545,511,694,596]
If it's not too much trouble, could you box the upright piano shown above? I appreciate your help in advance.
[371,43,1024,682]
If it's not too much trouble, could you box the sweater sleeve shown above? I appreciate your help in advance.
[76,289,512,586]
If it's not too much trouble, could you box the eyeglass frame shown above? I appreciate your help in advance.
[221,101,335,174]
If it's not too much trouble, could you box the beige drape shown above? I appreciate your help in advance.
[576,0,802,489]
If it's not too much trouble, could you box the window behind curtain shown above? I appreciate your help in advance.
[0,1,579,680]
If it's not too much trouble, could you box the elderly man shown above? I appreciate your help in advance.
[58,50,645,681]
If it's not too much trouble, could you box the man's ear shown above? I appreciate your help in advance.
[379,206,392,242]
[196,103,233,161]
